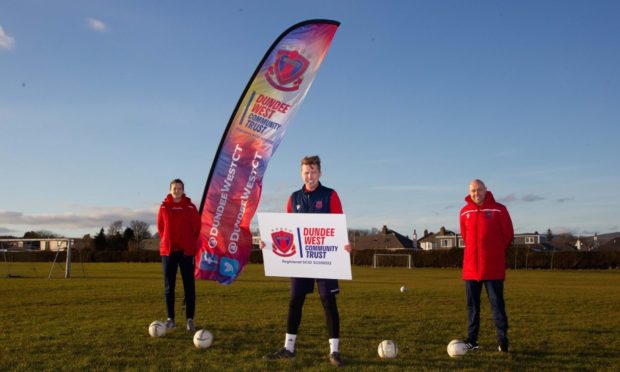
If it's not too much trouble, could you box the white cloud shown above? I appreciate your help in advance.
[0,25,16,50]
[0,205,158,232]
[86,17,108,32]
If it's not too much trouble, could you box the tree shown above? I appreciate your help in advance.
[107,220,123,237]
[547,228,554,242]
[81,234,93,250]
[130,220,152,242]
[94,228,107,251]
[23,230,61,239]
[122,227,135,242]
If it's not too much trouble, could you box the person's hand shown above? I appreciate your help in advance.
[344,243,351,253]
[259,240,266,250]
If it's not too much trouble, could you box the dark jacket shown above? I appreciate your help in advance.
[287,183,343,214]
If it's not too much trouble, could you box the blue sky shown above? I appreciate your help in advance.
[1,0,619,238]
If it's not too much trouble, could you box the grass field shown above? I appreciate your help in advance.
[2,263,620,371]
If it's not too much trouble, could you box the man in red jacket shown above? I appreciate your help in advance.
[157,179,201,332]
[459,179,514,353]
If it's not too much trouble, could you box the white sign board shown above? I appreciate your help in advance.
[257,212,352,280]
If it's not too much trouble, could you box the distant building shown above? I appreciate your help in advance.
[417,228,545,251]
[418,226,460,251]
[0,239,70,252]
[354,225,415,250]
[513,233,544,246]
[140,238,160,251]
[575,237,584,251]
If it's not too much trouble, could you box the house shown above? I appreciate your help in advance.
[353,225,414,250]
[418,228,545,251]
[418,227,461,250]
[140,238,160,251]
[598,238,620,251]
[0,239,71,252]
[513,233,544,246]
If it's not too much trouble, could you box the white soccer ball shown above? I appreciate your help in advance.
[447,339,468,358]
[378,340,398,359]
[400,286,408,293]
[148,320,166,338]
[193,329,213,349]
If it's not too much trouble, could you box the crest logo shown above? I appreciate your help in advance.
[271,229,297,257]
[315,200,323,210]
[265,50,310,92]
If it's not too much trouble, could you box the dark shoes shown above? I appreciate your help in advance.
[465,339,479,351]
[498,339,509,353]
[165,318,175,329]
[329,352,344,367]
[264,347,296,360]
[264,348,344,367]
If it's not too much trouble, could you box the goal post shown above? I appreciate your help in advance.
[0,238,75,278]
[373,253,412,269]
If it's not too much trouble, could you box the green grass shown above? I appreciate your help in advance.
[2,263,620,371]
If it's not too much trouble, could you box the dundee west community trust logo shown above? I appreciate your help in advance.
[265,49,309,92]
[271,229,297,257]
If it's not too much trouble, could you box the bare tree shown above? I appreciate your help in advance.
[130,220,152,242]
[107,220,123,237]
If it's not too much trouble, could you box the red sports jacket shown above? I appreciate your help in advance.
[460,191,514,280]
[157,194,201,256]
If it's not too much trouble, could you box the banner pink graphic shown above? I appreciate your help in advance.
[196,20,340,284]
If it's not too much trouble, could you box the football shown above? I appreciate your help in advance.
[447,339,468,358]
[148,320,166,338]
[400,286,408,293]
[378,339,398,359]
[193,329,213,349]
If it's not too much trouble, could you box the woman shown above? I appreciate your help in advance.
[157,178,201,331]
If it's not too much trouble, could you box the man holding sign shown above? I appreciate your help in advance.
[262,155,351,367]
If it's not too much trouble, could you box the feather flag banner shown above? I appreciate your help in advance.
[196,20,340,284]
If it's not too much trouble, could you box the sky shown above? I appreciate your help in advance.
[1,0,619,239]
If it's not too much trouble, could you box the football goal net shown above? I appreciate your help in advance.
[373,253,412,269]
[0,238,83,279]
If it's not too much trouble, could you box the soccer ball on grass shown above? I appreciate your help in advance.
[148,320,166,338]
[193,329,213,349]
[378,339,398,359]
[447,339,468,358]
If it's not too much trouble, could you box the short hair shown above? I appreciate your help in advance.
[301,155,321,171]
[470,179,486,188]
[169,178,185,190]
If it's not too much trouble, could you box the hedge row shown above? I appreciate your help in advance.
[4,247,619,269]
[351,246,620,270]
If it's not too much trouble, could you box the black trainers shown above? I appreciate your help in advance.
[264,347,295,360]
[498,339,509,353]
[329,352,344,367]
[465,339,479,351]
[165,318,175,329]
